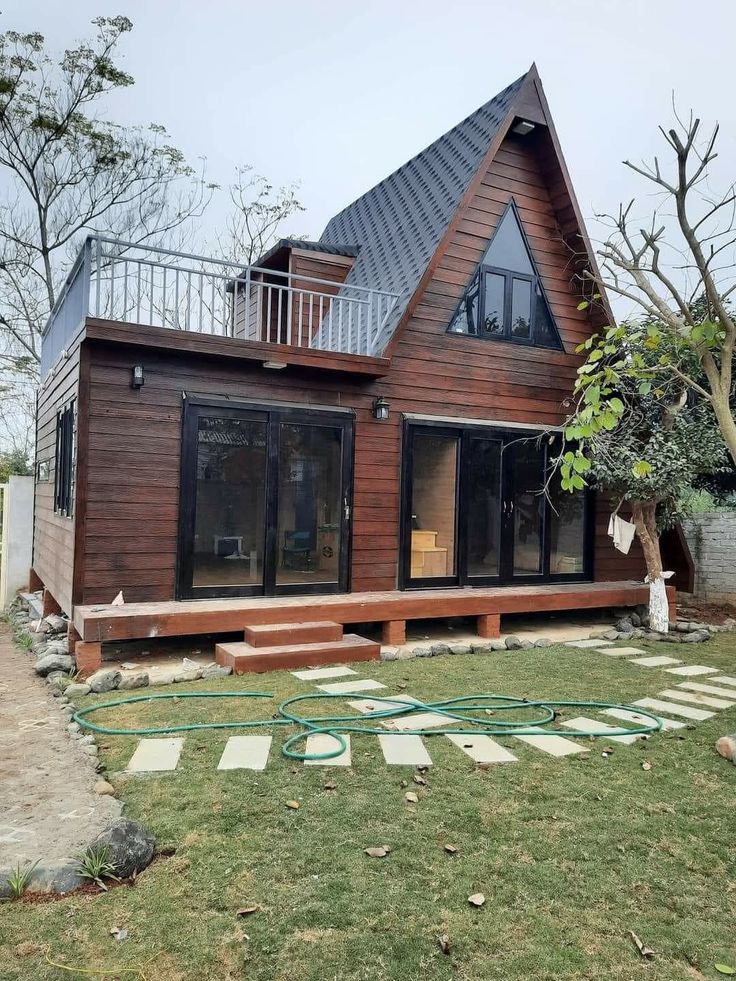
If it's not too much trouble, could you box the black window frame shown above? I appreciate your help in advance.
[54,400,75,518]
[480,265,535,344]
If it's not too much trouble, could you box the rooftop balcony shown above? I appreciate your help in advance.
[41,236,400,377]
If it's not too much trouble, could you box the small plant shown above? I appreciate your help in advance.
[77,845,120,891]
[7,860,39,899]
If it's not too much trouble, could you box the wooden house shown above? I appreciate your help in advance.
[33,66,691,674]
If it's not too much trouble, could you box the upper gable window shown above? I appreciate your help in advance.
[447,203,563,350]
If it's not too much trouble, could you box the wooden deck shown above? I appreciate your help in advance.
[71,580,671,676]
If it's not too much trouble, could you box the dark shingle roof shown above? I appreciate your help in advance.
[319,73,526,354]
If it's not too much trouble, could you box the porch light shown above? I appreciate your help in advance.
[372,396,390,421]
[262,360,287,370]
[131,364,144,389]
[512,119,535,136]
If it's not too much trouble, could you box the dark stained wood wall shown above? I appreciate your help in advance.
[72,128,644,607]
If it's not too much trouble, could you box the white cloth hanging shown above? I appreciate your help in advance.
[607,513,637,555]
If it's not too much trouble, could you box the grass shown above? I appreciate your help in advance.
[2,634,736,980]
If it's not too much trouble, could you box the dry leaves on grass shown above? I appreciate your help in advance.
[236,906,258,917]
[285,800,300,810]
[628,930,655,958]
[438,934,452,955]
[444,844,458,854]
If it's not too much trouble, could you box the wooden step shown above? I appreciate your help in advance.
[243,620,343,647]
[215,634,380,674]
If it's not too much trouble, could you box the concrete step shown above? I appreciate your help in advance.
[243,620,343,647]
[215,634,380,674]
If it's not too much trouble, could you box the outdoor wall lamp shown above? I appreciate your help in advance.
[372,395,390,421]
[131,364,145,389]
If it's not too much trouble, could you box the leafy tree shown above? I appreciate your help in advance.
[0,446,32,483]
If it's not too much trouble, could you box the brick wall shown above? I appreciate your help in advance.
[681,512,736,602]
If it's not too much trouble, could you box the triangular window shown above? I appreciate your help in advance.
[447,202,563,350]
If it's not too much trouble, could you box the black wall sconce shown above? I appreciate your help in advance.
[131,365,145,389]
[372,395,390,421]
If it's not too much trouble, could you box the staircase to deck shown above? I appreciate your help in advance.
[215,620,381,674]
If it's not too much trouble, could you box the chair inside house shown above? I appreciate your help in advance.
[281,530,313,571]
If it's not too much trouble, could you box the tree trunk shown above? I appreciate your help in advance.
[630,499,669,633]
[710,390,736,469]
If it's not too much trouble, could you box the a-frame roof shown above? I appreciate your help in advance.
[319,66,607,355]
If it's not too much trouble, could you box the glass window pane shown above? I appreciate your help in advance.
[277,424,343,586]
[549,477,586,574]
[193,416,267,588]
[509,442,545,575]
[511,278,531,338]
[448,272,480,335]
[482,207,534,275]
[534,285,561,348]
[467,440,502,577]
[482,273,505,335]
[410,434,458,578]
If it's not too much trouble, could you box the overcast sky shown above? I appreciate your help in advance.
[6,0,736,292]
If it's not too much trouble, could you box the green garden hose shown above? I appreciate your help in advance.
[73,690,663,761]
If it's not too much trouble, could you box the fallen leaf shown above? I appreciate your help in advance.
[405,791,419,804]
[628,930,655,958]
[444,844,458,854]
[641,761,652,771]
[413,774,427,786]
[323,781,337,791]
[285,800,300,810]
[364,846,389,858]
[715,965,736,976]
[236,906,258,917]
[438,934,452,955]
[109,927,128,941]
[468,893,485,907]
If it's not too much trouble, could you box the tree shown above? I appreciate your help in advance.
[584,111,736,464]
[559,327,727,630]
[0,17,213,390]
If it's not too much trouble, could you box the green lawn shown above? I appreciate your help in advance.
[2,635,736,981]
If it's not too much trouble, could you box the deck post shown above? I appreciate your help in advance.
[67,622,82,656]
[28,568,43,593]
[75,641,102,677]
[41,589,62,618]
[477,613,501,639]
[667,587,677,624]
[382,620,406,645]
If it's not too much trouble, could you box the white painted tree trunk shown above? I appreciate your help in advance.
[649,576,669,633]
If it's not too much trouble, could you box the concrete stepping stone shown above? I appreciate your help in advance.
[513,727,589,757]
[217,736,272,771]
[560,716,643,744]
[657,688,735,710]
[316,678,387,695]
[597,647,645,657]
[603,707,686,731]
[710,675,736,689]
[566,639,608,649]
[304,733,351,766]
[291,666,358,681]
[377,734,433,766]
[632,697,714,721]
[629,655,683,667]
[665,665,718,677]
[676,682,736,700]
[385,711,461,731]
[126,737,183,773]
[446,733,517,764]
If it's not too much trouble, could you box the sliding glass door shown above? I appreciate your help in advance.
[179,401,353,598]
[402,423,591,588]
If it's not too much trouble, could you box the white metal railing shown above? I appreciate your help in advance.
[42,236,399,372]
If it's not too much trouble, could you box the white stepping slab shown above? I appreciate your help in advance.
[632,697,714,721]
[597,647,645,657]
[710,676,736,688]
[629,655,683,667]
[677,682,736,700]
[385,711,460,731]
[666,665,718,677]
[658,688,735,710]
[217,736,272,771]
[603,707,686,731]
[303,733,351,766]
[316,678,387,695]
[560,716,643,744]
[126,737,183,773]
[291,666,358,681]
[377,734,433,766]
[446,733,517,764]
[347,695,421,715]
[513,727,589,757]
[566,639,608,649]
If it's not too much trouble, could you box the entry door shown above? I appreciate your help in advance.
[178,401,353,598]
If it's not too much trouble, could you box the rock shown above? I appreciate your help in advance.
[380,648,400,661]
[448,644,471,656]
[675,621,690,633]
[504,636,523,650]
[118,673,149,690]
[629,612,642,627]
[615,630,634,640]
[43,613,68,635]
[603,629,620,641]
[65,682,91,699]
[470,642,494,654]
[519,639,534,649]
[589,629,611,640]
[430,643,450,657]
[681,630,710,643]
[173,668,201,683]
[83,744,98,756]
[34,652,73,676]
[615,618,634,633]
[534,638,553,647]
[715,734,736,764]
[413,647,432,658]
[87,669,122,693]
[94,780,116,796]
[45,637,69,655]
[201,663,233,679]
[67,721,80,734]
[87,818,156,879]
[79,734,96,745]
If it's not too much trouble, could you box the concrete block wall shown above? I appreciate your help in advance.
[682,512,736,603]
